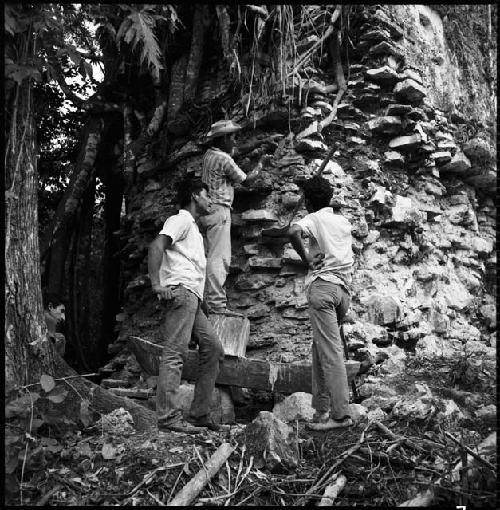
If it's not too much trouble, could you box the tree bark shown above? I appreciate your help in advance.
[5,45,54,392]
[184,5,211,103]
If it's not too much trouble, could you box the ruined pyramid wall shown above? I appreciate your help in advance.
[111,5,496,370]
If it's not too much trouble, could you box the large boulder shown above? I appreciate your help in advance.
[242,411,298,471]
[272,392,314,422]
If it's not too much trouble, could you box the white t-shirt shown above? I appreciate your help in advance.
[292,207,353,292]
[158,209,206,300]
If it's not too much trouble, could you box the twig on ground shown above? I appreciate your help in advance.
[146,489,165,506]
[443,431,495,471]
[36,484,62,506]
[129,463,184,497]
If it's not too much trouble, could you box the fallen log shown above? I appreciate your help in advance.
[167,443,234,506]
[129,336,360,394]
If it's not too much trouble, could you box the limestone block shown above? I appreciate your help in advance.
[415,335,461,358]
[281,191,301,209]
[281,248,302,265]
[364,230,381,244]
[176,384,235,424]
[361,395,399,412]
[248,257,282,269]
[366,116,402,134]
[241,209,278,222]
[389,133,422,151]
[436,399,465,423]
[369,40,404,60]
[465,169,497,192]
[349,403,368,422]
[282,308,309,320]
[295,138,328,153]
[432,151,452,165]
[365,294,403,325]
[272,392,314,422]
[440,151,471,174]
[367,407,388,422]
[360,28,392,43]
[276,155,305,168]
[391,397,435,420]
[436,279,473,311]
[393,79,427,102]
[242,411,297,471]
[465,340,494,357]
[470,236,494,256]
[463,137,495,162]
[235,274,274,291]
[437,140,457,152]
[243,244,259,256]
[365,65,399,84]
[479,304,496,330]
[476,404,496,420]
[386,104,413,116]
[384,150,404,166]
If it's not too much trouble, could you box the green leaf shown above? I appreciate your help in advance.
[47,390,68,404]
[40,374,55,393]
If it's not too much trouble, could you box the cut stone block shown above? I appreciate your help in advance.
[208,314,251,357]
[432,151,452,165]
[369,41,404,59]
[393,79,427,102]
[366,116,402,134]
[365,65,399,84]
[295,138,328,153]
[241,209,278,222]
[384,150,404,166]
[386,104,413,116]
[389,133,422,151]
[248,257,282,269]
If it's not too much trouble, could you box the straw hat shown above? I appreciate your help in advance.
[206,120,242,139]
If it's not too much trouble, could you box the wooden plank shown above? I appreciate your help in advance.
[129,336,360,395]
[101,379,130,389]
[208,314,250,357]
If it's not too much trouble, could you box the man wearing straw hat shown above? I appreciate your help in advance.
[201,119,269,316]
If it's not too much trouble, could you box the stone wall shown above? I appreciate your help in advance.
[111,5,496,370]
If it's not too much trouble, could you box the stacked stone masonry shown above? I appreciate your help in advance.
[111,5,496,379]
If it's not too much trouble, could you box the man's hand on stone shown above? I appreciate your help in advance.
[308,252,325,270]
[152,284,173,301]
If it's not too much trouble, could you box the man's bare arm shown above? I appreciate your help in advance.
[242,155,273,186]
[148,235,174,300]
[288,225,325,270]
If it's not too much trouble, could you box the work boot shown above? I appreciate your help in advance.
[187,414,223,432]
[158,419,206,434]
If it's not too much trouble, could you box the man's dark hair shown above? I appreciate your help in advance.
[176,177,208,208]
[300,175,333,211]
[43,292,64,309]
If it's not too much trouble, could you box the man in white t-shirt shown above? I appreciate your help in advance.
[148,178,224,434]
[288,175,354,431]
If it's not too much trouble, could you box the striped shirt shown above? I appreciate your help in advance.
[202,148,247,207]
[292,207,353,293]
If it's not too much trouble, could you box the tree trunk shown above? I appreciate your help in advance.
[5,52,54,392]
[184,4,211,103]
[97,145,124,366]
[39,116,103,261]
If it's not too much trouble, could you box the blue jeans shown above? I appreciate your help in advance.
[307,278,351,420]
[157,285,224,424]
